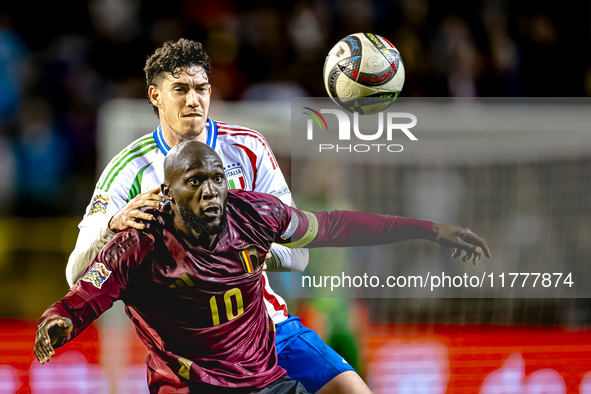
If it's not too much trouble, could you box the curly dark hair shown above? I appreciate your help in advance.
[144,38,212,116]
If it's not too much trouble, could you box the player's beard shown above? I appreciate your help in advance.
[177,201,228,238]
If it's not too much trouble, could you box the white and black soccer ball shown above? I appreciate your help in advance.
[323,33,405,115]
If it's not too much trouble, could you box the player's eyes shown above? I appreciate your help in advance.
[188,178,200,186]
[214,175,223,182]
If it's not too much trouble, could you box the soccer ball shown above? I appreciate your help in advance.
[323,33,405,115]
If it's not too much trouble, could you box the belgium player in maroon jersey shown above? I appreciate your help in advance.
[34,141,490,393]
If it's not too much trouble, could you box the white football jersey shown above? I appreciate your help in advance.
[80,119,292,323]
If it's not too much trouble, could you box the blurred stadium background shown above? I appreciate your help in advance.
[1,0,591,393]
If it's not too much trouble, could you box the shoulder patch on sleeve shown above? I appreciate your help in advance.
[285,211,318,248]
[81,262,112,289]
[280,210,299,240]
[270,186,290,199]
[89,194,109,216]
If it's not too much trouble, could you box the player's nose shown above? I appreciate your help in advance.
[201,180,218,198]
[186,89,199,107]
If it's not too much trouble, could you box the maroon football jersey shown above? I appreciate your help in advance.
[40,189,433,390]
[41,190,297,389]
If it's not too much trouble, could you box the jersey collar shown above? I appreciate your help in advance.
[153,119,218,156]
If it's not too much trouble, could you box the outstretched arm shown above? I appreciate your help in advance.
[278,209,491,264]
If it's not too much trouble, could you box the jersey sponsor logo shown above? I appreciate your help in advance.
[270,186,290,199]
[280,211,299,240]
[81,262,112,289]
[89,194,109,216]
[225,165,246,190]
[239,245,259,274]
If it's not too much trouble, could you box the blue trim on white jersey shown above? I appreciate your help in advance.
[153,120,217,156]
[153,126,171,155]
[206,119,218,150]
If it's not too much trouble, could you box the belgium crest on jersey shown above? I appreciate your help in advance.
[239,245,260,273]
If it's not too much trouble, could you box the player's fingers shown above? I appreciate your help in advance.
[454,236,476,255]
[480,240,492,258]
[131,199,161,211]
[138,195,164,205]
[56,319,69,334]
[37,324,52,346]
[33,346,43,363]
[124,219,145,230]
[34,340,45,359]
[452,248,461,259]
[144,200,163,208]
[138,187,165,201]
[144,192,165,202]
[55,319,73,338]
[147,187,163,196]
[463,232,492,258]
[35,338,53,363]
[132,187,161,200]
[462,252,472,263]
[34,343,48,364]
[130,211,154,221]
[471,247,482,265]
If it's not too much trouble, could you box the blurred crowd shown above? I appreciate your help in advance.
[0,0,589,217]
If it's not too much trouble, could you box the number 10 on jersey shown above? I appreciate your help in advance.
[210,288,244,326]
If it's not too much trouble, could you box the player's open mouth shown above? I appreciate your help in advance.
[202,206,220,217]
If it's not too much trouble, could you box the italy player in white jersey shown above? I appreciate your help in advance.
[66,39,374,393]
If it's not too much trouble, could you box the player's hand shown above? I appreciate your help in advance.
[432,223,491,265]
[109,187,165,232]
[34,317,73,364]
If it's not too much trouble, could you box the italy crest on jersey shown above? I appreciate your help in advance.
[225,165,246,190]
[81,262,112,289]
[239,245,259,274]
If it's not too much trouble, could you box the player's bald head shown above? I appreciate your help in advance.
[164,141,222,184]
[162,140,228,242]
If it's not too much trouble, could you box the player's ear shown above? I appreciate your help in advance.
[161,183,174,203]
[149,85,161,108]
